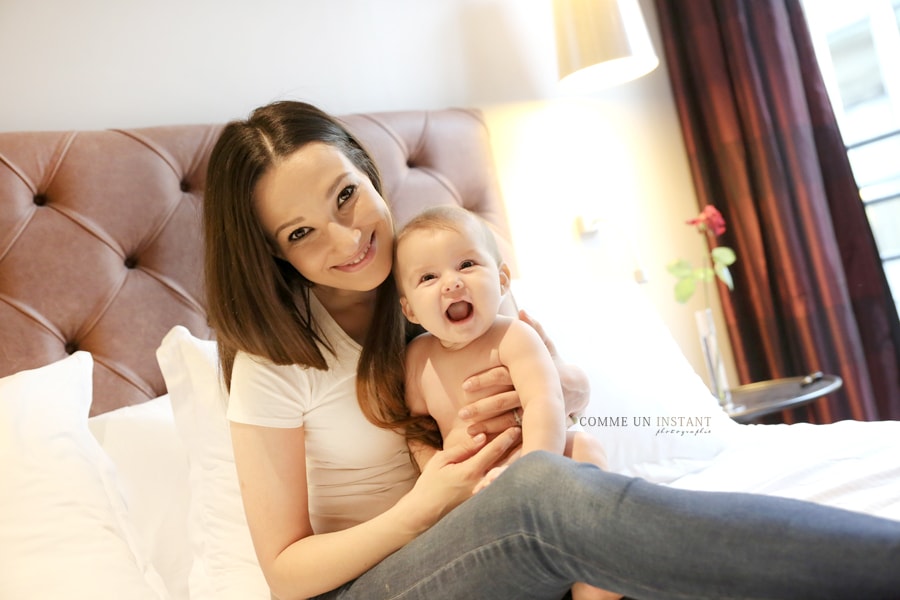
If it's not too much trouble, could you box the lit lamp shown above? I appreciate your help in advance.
[553,0,659,91]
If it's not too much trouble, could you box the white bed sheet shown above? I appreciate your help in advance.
[88,397,900,600]
[80,273,900,598]
[665,420,900,522]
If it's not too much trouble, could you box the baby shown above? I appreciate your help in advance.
[394,205,618,600]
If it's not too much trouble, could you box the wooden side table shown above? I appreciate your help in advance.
[725,374,843,424]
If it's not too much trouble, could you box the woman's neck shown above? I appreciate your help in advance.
[312,287,377,345]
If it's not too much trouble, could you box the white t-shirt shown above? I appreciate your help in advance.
[226,293,417,534]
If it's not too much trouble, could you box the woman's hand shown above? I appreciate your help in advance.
[458,365,521,437]
[397,427,521,535]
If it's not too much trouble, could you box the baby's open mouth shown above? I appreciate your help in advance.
[446,301,473,322]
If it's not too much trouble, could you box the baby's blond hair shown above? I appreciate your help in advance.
[395,204,503,269]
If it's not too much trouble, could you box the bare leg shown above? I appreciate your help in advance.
[566,430,608,470]
[571,581,624,600]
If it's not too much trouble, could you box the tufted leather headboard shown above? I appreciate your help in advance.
[0,109,515,415]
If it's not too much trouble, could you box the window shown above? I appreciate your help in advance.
[803,0,900,315]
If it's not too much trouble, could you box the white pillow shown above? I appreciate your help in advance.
[0,352,170,600]
[156,326,270,600]
[89,395,192,600]
[511,277,739,482]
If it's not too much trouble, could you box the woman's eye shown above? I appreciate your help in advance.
[287,227,312,243]
[337,185,357,207]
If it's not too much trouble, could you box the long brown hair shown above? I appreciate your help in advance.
[203,100,434,447]
[355,283,442,451]
[204,100,382,382]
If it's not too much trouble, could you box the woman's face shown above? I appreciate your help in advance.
[253,142,394,293]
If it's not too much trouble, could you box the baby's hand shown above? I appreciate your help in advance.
[472,465,508,494]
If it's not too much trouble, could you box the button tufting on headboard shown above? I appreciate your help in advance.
[0,109,514,415]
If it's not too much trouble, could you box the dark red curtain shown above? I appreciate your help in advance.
[654,0,900,422]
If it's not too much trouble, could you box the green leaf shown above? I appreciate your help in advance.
[694,266,714,283]
[674,277,696,303]
[715,264,734,290]
[711,246,736,265]
[666,259,693,278]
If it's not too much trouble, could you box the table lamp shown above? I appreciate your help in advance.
[554,0,659,92]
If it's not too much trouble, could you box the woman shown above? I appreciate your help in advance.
[204,100,900,600]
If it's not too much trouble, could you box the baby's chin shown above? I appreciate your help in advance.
[434,322,492,351]
[437,335,478,351]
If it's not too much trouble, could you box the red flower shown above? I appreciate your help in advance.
[686,205,726,237]
[669,204,736,304]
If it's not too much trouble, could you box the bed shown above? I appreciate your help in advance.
[1,108,898,600]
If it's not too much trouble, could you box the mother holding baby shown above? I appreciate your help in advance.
[203,99,900,600]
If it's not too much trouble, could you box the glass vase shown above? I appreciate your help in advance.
[695,307,732,409]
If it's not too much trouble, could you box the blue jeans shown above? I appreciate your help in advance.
[315,452,900,599]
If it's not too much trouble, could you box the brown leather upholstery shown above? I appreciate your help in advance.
[0,109,514,415]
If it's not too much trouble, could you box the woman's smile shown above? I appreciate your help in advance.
[335,232,376,272]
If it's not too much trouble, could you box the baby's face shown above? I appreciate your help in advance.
[396,226,507,350]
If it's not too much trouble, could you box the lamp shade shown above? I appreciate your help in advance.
[554,0,659,91]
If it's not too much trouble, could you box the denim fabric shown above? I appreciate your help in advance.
[315,452,900,600]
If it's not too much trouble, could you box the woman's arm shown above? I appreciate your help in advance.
[408,438,439,472]
[232,422,395,598]
[231,421,520,600]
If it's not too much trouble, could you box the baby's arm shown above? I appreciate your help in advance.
[462,309,590,429]
[499,320,567,456]
[518,309,590,420]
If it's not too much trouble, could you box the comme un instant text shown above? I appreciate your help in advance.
[579,416,713,428]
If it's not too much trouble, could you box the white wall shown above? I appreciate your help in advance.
[0,0,561,131]
[0,0,736,388]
